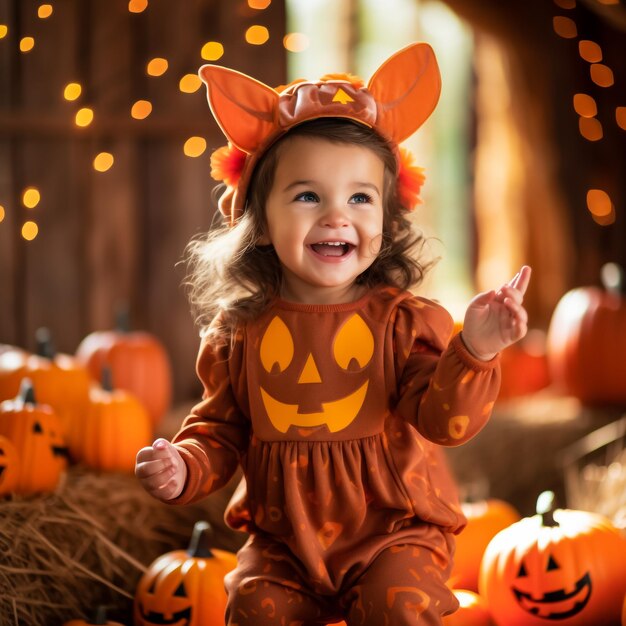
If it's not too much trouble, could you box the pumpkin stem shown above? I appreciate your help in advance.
[536,490,559,526]
[35,327,56,359]
[114,305,131,333]
[601,262,624,297]
[101,365,114,392]
[187,521,215,558]
[18,377,36,405]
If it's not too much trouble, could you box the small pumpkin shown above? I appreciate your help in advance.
[0,328,91,434]
[69,368,152,472]
[479,491,626,626]
[0,378,68,494]
[76,309,172,426]
[450,498,520,592]
[134,521,237,626]
[63,606,125,626]
[0,434,19,496]
[442,589,494,626]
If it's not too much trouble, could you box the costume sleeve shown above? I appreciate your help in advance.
[169,327,250,505]
[392,296,500,446]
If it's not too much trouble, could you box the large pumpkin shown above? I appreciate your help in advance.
[69,368,152,472]
[450,498,520,592]
[0,379,68,494]
[0,329,91,434]
[76,311,172,426]
[547,263,626,405]
[442,590,494,626]
[0,434,19,496]
[134,521,237,626]
[479,491,626,626]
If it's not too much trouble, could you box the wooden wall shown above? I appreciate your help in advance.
[0,0,286,400]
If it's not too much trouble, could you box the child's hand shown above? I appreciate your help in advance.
[135,438,187,501]
[461,265,532,361]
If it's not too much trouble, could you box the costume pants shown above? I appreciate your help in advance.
[224,532,458,626]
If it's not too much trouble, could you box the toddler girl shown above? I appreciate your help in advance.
[136,43,531,625]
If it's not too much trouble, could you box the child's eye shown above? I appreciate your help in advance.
[294,191,319,203]
[350,192,373,204]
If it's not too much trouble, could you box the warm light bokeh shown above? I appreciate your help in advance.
[201,41,224,61]
[93,152,114,172]
[22,221,39,241]
[179,74,202,93]
[616,107,626,131]
[20,37,35,52]
[579,116,603,141]
[147,57,168,76]
[128,0,148,13]
[0,25,8,39]
[63,82,82,101]
[283,32,310,53]
[75,107,94,127]
[248,0,271,8]
[0,205,5,223]
[586,189,612,217]
[552,16,577,38]
[38,4,53,18]
[245,25,270,45]
[573,93,597,118]
[183,137,207,158]
[131,99,152,119]
[579,40,602,63]
[590,63,614,87]
[22,187,41,209]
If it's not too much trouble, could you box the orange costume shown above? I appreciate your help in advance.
[171,287,500,624]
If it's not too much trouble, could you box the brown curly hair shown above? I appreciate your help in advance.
[185,118,435,339]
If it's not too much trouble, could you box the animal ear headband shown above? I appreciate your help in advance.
[199,42,441,226]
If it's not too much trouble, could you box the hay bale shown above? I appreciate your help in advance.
[0,466,244,626]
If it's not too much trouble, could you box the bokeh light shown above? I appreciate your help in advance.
[246,25,269,45]
[587,189,615,225]
[63,82,82,101]
[248,0,271,8]
[129,0,148,13]
[201,41,224,61]
[578,117,603,141]
[93,152,114,172]
[283,32,310,53]
[590,63,614,87]
[38,4,53,18]
[20,37,35,52]
[179,73,202,93]
[147,57,168,76]
[616,107,626,131]
[131,100,152,119]
[552,16,577,38]
[0,205,5,223]
[573,94,597,118]
[578,40,602,63]
[22,187,41,209]
[183,137,207,157]
[0,25,8,39]
[22,221,39,240]
[75,107,94,127]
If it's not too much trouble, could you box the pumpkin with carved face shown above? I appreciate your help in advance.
[0,434,19,496]
[479,492,626,626]
[134,521,237,626]
[255,312,377,436]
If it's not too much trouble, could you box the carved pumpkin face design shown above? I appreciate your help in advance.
[0,435,19,496]
[258,313,374,433]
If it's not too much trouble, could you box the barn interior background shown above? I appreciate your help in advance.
[1,0,626,624]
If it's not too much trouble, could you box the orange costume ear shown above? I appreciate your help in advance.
[367,42,441,143]
[198,65,280,154]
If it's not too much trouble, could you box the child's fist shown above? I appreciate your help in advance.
[135,438,187,501]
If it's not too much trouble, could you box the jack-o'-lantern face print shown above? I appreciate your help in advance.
[259,313,374,433]
[512,554,592,620]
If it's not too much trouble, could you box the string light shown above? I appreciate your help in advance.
[246,25,269,45]
[183,137,207,157]
[131,99,152,119]
[248,0,271,8]
[38,4,53,19]
[283,33,310,53]
[147,57,168,76]
[93,152,114,172]
[578,40,602,63]
[75,107,94,127]
[128,0,148,13]
[573,94,597,118]
[0,205,5,223]
[552,16,577,38]
[200,41,224,61]
[22,187,41,209]
[0,25,8,39]
[63,82,82,101]
[587,189,615,225]
[616,107,626,131]
[578,117,603,141]
[22,221,39,241]
[590,63,614,87]
[179,74,202,93]
[20,37,35,52]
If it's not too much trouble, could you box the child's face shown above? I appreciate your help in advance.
[263,136,385,304]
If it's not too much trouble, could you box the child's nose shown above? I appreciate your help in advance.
[320,205,350,228]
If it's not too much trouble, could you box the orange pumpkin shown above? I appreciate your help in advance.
[0,329,91,434]
[69,369,152,472]
[0,379,68,494]
[547,263,626,405]
[450,498,520,592]
[63,606,125,625]
[442,589,493,626]
[0,434,19,496]
[622,592,626,626]
[479,491,626,626]
[76,312,172,426]
[134,521,237,626]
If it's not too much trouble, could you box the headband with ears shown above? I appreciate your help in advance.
[199,42,441,225]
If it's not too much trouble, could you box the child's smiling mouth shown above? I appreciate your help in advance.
[309,241,355,257]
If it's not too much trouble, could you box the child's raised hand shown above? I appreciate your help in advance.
[135,438,187,501]
[461,265,532,361]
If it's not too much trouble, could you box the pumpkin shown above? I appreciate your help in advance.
[442,589,494,626]
[69,368,152,472]
[63,606,125,625]
[76,310,172,426]
[450,498,520,592]
[134,521,237,626]
[0,378,68,494]
[622,592,626,626]
[0,434,19,496]
[0,328,91,434]
[547,262,626,405]
[479,491,626,626]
